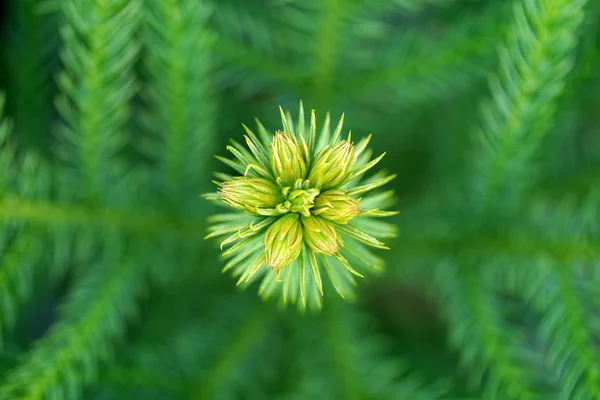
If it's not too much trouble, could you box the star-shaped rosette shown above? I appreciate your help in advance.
[204,103,397,310]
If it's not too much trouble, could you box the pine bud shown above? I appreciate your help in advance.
[219,177,283,214]
[271,131,307,187]
[207,103,397,308]
[301,215,342,256]
[307,140,356,189]
[312,190,360,224]
[264,213,303,270]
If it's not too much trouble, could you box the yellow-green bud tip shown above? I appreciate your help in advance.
[219,177,283,215]
[312,190,360,224]
[264,213,303,270]
[307,140,356,189]
[270,131,307,187]
[301,215,342,255]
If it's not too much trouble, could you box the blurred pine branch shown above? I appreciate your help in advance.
[0,0,598,398]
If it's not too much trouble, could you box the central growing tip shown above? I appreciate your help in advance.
[282,183,320,217]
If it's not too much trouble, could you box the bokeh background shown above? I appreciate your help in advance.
[0,0,599,399]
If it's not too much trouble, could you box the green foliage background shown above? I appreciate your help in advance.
[0,0,599,399]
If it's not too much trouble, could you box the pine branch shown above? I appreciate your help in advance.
[502,195,600,398]
[0,94,54,348]
[140,0,215,204]
[213,35,304,91]
[344,1,509,104]
[0,246,145,400]
[534,261,600,398]
[209,0,291,56]
[355,0,461,14]
[280,302,449,399]
[470,0,589,212]
[210,0,494,108]
[208,0,310,93]
[190,305,273,399]
[328,304,449,399]
[484,253,600,399]
[94,366,183,400]
[0,195,205,240]
[541,4,600,182]
[484,262,565,389]
[0,93,14,184]
[0,229,44,346]
[54,0,141,200]
[92,283,238,398]
[312,0,347,106]
[388,193,599,271]
[436,259,548,399]
[1,0,59,151]
[104,293,273,400]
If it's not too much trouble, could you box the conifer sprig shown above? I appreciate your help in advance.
[1,0,59,151]
[471,0,589,211]
[140,0,214,205]
[0,248,144,400]
[55,0,141,200]
[205,103,397,309]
